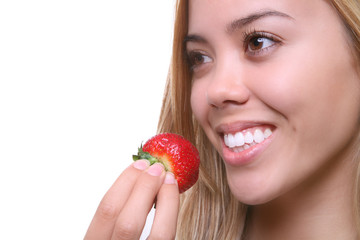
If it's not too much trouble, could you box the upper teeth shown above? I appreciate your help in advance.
[224,128,272,149]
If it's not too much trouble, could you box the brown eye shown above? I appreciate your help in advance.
[248,37,275,52]
[192,53,205,65]
[187,51,212,69]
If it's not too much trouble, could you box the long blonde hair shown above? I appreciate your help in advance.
[157,0,360,239]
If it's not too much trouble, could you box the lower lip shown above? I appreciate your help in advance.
[221,133,274,167]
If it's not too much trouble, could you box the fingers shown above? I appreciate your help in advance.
[85,160,151,240]
[84,160,180,240]
[148,172,180,240]
[111,163,166,240]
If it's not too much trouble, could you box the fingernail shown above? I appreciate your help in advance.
[133,160,150,170]
[147,163,164,176]
[164,172,176,184]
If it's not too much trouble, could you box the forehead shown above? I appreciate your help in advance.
[188,0,332,31]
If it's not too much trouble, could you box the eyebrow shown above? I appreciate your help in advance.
[184,34,207,44]
[227,9,293,33]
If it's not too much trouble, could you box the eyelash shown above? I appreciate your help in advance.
[242,30,281,56]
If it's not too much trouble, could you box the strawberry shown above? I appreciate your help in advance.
[133,133,200,193]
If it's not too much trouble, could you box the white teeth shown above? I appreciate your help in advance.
[224,128,273,150]
[254,129,264,143]
[244,132,253,144]
[264,128,272,138]
[234,132,245,146]
[227,133,236,148]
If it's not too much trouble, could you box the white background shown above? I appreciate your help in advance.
[0,1,175,239]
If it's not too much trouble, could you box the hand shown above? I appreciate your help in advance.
[84,160,180,240]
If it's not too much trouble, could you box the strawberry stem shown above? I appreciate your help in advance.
[132,147,159,165]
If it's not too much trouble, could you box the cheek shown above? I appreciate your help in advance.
[264,46,360,163]
[191,79,222,147]
[247,39,360,165]
[190,81,207,125]
[249,45,360,123]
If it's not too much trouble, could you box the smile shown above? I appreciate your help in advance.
[224,128,273,153]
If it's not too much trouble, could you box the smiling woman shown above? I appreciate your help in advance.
[176,0,360,239]
[84,0,360,239]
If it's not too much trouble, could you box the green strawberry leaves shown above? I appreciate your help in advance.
[133,146,159,166]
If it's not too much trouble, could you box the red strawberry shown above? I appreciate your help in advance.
[133,133,200,193]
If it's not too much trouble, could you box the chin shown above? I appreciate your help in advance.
[227,178,282,206]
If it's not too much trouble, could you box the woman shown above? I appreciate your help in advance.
[85,0,360,239]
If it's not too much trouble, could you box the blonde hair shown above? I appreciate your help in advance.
[157,0,360,239]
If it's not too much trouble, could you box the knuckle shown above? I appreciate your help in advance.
[141,180,159,192]
[113,221,139,240]
[138,176,161,193]
[97,200,118,221]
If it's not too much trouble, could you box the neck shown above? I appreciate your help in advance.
[245,154,358,240]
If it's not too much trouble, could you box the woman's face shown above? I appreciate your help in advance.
[187,0,360,204]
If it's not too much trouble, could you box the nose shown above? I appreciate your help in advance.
[206,59,250,109]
